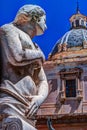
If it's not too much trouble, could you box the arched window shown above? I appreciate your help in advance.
[81,20,84,26]
[72,22,74,28]
[76,20,79,27]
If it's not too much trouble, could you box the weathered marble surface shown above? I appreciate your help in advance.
[0,4,48,130]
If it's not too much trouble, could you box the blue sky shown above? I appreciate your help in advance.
[0,0,87,59]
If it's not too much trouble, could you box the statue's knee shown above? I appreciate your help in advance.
[24,76,33,81]
[23,76,35,85]
[2,116,23,130]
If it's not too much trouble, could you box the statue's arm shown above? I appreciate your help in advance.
[37,66,49,104]
[26,66,48,118]
[25,47,45,62]
[4,31,45,62]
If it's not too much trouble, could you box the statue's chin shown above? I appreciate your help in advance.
[36,25,44,36]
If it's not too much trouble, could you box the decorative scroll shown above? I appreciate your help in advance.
[2,117,22,130]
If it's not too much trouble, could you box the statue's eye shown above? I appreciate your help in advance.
[38,19,40,22]
[44,19,46,22]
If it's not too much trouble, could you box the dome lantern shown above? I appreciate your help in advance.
[70,1,87,29]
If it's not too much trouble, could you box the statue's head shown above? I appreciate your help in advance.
[14,5,47,35]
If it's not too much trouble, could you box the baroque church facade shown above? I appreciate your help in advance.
[36,5,87,130]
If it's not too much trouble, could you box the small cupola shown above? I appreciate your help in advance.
[70,1,87,29]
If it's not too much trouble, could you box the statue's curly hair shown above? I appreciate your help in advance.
[14,5,46,25]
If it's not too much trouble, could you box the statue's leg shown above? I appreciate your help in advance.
[0,76,37,130]
[2,116,23,130]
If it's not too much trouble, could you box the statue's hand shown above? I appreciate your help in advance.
[34,42,45,62]
[25,95,41,118]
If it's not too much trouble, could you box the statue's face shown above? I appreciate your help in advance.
[36,15,47,35]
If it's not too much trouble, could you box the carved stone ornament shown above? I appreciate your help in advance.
[83,40,87,49]
[1,117,23,130]
[58,44,62,52]
[62,43,67,51]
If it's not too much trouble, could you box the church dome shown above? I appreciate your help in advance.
[50,28,87,56]
[49,4,87,59]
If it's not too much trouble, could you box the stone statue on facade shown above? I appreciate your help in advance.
[47,118,55,130]
[0,4,48,130]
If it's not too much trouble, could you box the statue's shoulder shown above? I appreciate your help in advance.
[1,23,14,31]
[1,23,19,38]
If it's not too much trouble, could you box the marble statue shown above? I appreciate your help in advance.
[0,4,48,130]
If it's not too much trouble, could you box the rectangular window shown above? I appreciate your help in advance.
[59,68,83,102]
[66,79,76,97]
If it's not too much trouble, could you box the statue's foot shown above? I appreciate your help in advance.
[2,116,23,130]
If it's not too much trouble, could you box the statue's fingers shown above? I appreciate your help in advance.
[27,102,38,118]
[29,101,35,110]
[27,103,36,118]
[27,97,33,101]
[29,107,38,117]
[25,108,29,116]
[25,101,35,116]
